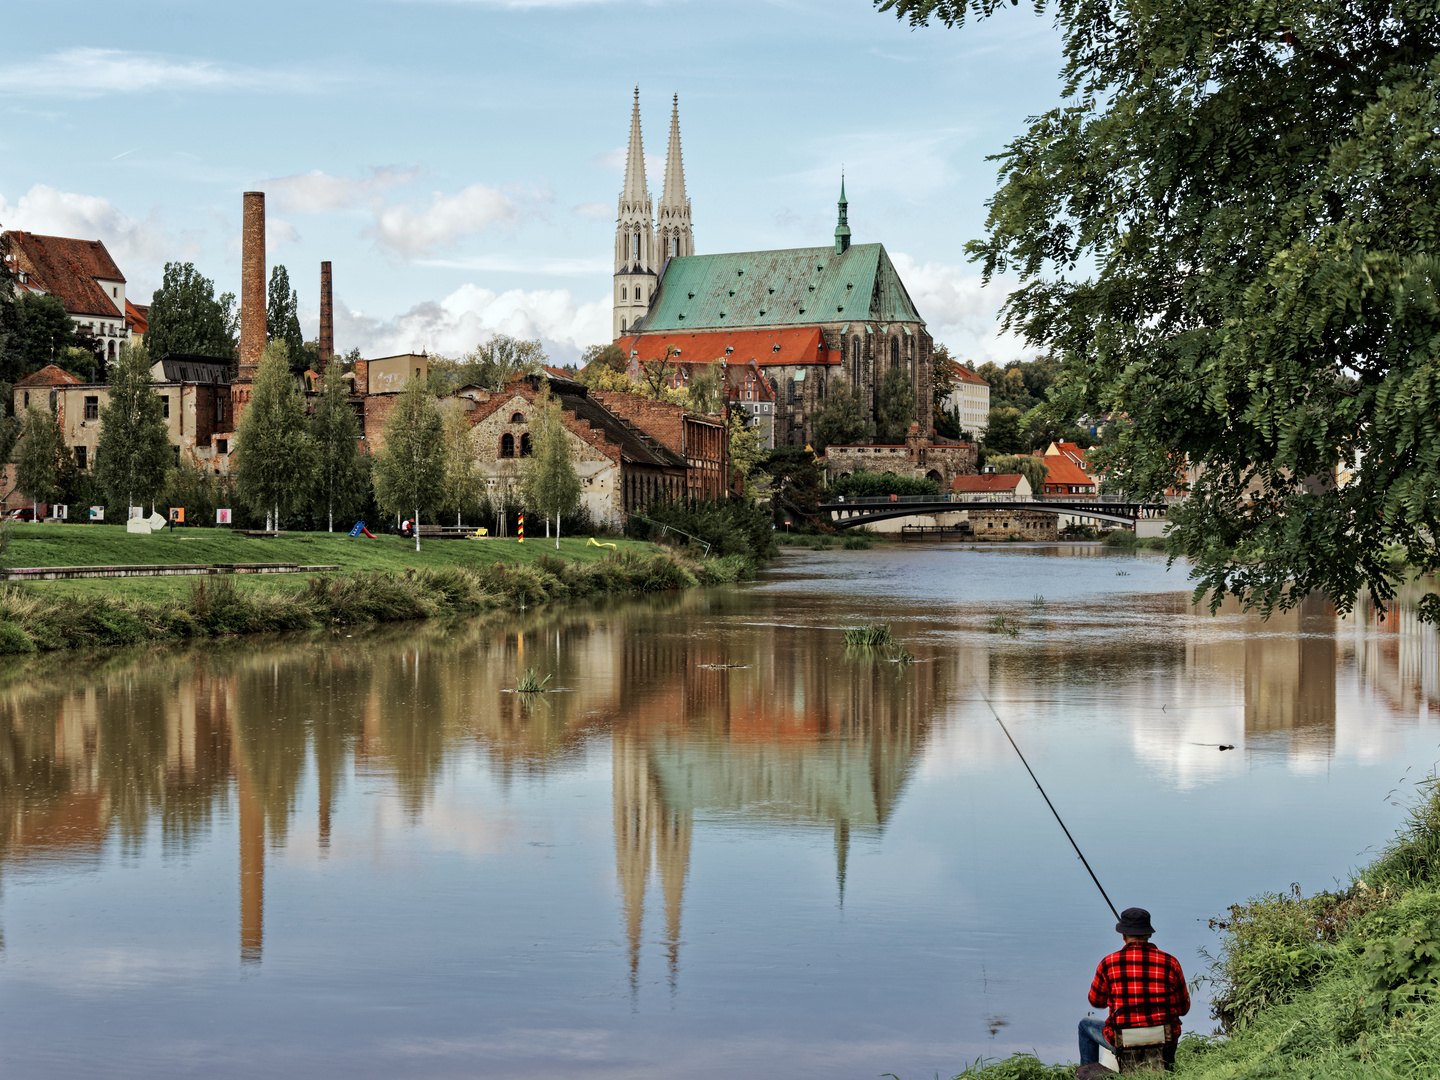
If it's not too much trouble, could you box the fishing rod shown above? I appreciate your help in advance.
[975,685,1120,922]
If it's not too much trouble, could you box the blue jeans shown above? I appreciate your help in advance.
[1078,1016,1113,1066]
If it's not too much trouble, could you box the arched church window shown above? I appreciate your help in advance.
[851,337,860,381]
[511,412,525,424]
[620,317,627,331]
[890,337,900,369]
[622,286,627,300]
[500,433,515,458]
[632,233,640,260]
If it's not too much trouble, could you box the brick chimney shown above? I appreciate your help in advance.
[319,261,333,367]
[239,192,266,381]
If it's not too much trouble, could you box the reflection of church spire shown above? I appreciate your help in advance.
[612,730,692,1000]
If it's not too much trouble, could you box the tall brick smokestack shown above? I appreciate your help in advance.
[319,261,333,366]
[239,191,266,379]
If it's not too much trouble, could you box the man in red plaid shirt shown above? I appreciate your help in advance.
[1079,907,1189,1071]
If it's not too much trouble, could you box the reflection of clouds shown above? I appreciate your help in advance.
[18,947,221,995]
[385,1027,612,1060]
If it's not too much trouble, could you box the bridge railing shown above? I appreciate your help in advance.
[823,493,1171,507]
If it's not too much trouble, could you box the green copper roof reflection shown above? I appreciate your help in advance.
[637,243,923,333]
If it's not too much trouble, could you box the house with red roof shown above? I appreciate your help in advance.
[950,472,1032,500]
[939,360,991,438]
[4,231,133,368]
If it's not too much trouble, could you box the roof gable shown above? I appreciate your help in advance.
[635,243,922,334]
[16,364,83,388]
[5,231,125,319]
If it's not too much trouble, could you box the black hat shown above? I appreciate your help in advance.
[1116,907,1155,936]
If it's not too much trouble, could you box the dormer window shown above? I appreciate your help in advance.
[511,412,526,424]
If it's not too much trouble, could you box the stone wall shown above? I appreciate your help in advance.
[824,437,976,488]
[966,509,1058,542]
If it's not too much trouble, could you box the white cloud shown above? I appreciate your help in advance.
[265,167,423,214]
[267,218,299,247]
[417,254,609,276]
[370,183,519,258]
[0,48,323,98]
[888,252,1033,366]
[572,202,611,221]
[0,183,185,294]
[335,284,610,366]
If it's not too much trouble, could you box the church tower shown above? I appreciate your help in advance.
[614,88,657,338]
[655,94,694,265]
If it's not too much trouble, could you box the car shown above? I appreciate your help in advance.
[6,507,35,522]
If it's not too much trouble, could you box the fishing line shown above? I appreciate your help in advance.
[974,683,1120,921]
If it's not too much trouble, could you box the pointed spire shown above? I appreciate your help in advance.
[660,94,687,212]
[834,172,851,255]
[622,86,649,205]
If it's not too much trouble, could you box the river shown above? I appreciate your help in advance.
[1,544,1436,1078]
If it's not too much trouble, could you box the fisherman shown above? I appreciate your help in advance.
[1079,907,1190,1071]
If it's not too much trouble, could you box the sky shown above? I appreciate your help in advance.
[0,0,1068,367]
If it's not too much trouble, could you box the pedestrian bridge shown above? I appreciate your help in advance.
[818,493,1174,529]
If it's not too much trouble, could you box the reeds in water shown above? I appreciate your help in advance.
[844,623,896,647]
[515,669,552,693]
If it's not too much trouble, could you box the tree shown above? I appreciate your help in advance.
[95,341,171,514]
[874,366,916,444]
[521,385,581,547]
[15,405,73,518]
[373,377,445,552]
[17,293,89,376]
[0,232,28,384]
[727,408,765,498]
[881,0,1440,620]
[639,346,680,399]
[308,366,366,532]
[456,335,546,390]
[932,344,964,439]
[267,266,306,373]
[985,454,1049,495]
[581,342,626,374]
[683,362,724,415]
[438,406,480,527]
[983,406,1026,455]
[146,263,237,360]
[811,381,869,452]
[234,342,314,530]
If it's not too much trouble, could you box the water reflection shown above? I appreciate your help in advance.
[2,553,1439,1078]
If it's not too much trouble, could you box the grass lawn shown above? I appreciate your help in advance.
[3,524,661,601]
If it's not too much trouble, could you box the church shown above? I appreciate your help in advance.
[613,91,938,449]
[611,91,936,449]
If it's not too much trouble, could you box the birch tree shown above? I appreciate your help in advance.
[234,342,314,530]
[308,366,365,532]
[522,387,581,548]
[438,406,480,528]
[373,377,445,552]
[15,406,71,520]
[95,341,171,516]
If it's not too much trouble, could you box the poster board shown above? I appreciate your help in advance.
[90,506,104,521]
[216,508,232,525]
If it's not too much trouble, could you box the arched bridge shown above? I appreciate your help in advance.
[818,494,1173,529]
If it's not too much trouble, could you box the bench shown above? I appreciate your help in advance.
[415,526,473,539]
[1098,1024,1168,1074]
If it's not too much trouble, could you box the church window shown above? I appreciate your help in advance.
[620,317,627,331]
[511,412,526,423]
[622,286,627,299]
[632,233,640,260]
[851,337,860,380]
[890,338,900,369]
[500,433,515,458]
[787,378,797,405]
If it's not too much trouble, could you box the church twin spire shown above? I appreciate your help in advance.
[614,89,692,337]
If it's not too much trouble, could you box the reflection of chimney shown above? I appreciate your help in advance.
[239,192,266,382]
[238,764,264,965]
[319,261,333,367]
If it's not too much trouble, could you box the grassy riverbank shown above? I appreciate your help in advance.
[0,523,752,653]
[923,784,1440,1080]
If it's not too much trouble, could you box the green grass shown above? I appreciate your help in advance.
[2,524,664,601]
[0,527,758,655]
[844,623,896,647]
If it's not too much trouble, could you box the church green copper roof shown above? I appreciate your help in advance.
[636,243,922,334]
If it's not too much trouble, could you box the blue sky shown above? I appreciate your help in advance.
[0,0,1066,365]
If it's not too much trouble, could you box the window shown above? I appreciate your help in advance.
[620,317,627,331]
[510,412,526,424]
[632,233,640,260]
[85,396,99,421]
[173,445,180,465]
[520,433,533,457]
[112,287,117,297]
[49,391,57,410]
[890,338,900,369]
[215,397,225,424]
[500,433,515,458]
[787,378,797,405]
[851,337,860,381]
[161,395,170,419]
[217,439,229,455]
[74,445,86,470]
[622,286,627,300]
[22,392,28,408]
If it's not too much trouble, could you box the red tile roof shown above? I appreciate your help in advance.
[4,231,125,319]
[125,300,148,335]
[16,364,83,388]
[616,327,836,369]
[953,364,989,386]
[1037,452,1096,492]
[951,473,1024,493]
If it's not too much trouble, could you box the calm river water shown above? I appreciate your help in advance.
[2,545,1438,1078]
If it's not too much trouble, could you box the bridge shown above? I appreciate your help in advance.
[817,493,1174,529]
